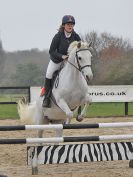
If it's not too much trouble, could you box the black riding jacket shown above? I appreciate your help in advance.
[49,31,81,63]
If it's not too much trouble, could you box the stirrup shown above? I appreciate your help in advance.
[42,98,51,108]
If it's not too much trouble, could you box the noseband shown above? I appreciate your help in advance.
[67,48,92,72]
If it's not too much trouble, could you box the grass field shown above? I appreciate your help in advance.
[0,104,19,119]
[0,102,133,119]
[0,94,27,102]
[0,94,26,119]
[86,102,133,117]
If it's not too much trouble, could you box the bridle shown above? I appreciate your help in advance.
[67,48,92,72]
[54,48,92,89]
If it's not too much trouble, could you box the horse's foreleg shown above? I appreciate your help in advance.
[83,94,92,104]
[57,98,73,118]
[76,104,89,122]
[64,118,71,124]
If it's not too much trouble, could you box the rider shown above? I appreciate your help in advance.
[42,15,81,108]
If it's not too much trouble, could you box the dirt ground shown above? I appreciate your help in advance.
[0,117,133,177]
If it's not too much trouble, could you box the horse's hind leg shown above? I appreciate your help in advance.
[52,120,63,146]
[37,116,49,138]
[55,128,63,137]
[38,130,43,138]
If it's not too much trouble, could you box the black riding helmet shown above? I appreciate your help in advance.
[62,15,75,25]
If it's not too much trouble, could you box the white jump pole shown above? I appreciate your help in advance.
[1,134,133,144]
[1,122,133,131]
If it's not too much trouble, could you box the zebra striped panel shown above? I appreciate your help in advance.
[27,141,133,165]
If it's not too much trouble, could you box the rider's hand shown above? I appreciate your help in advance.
[62,55,69,60]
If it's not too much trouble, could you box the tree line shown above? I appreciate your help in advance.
[0,31,133,86]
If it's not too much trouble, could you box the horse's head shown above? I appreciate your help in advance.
[68,41,93,84]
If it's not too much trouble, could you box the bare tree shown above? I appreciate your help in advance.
[82,31,133,84]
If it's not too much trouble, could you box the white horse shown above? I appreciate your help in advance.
[18,41,93,137]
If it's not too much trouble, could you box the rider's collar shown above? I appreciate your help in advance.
[64,30,72,38]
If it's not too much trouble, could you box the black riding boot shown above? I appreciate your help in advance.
[42,78,52,108]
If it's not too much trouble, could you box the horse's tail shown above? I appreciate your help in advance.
[17,96,43,124]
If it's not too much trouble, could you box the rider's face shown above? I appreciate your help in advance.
[64,23,74,33]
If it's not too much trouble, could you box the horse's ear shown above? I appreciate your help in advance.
[88,42,92,48]
[77,42,81,48]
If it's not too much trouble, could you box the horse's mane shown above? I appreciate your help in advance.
[68,41,89,54]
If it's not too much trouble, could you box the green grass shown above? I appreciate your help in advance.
[128,103,133,115]
[81,102,133,117]
[0,103,133,119]
[0,104,19,119]
[0,94,26,119]
[0,94,26,102]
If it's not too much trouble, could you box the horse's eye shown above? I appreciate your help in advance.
[78,57,82,60]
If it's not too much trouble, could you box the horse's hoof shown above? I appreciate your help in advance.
[64,119,70,124]
[76,115,84,122]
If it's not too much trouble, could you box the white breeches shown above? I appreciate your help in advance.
[46,60,62,79]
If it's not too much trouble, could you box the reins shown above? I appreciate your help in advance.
[67,48,92,72]
[54,48,92,90]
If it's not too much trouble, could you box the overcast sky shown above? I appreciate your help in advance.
[0,0,133,51]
